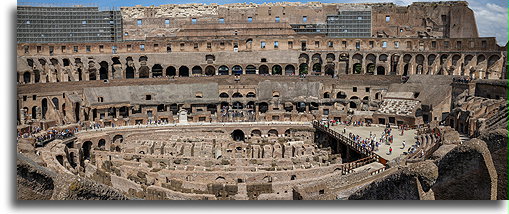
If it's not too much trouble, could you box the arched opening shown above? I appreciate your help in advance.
[451,54,461,66]
[232,65,243,75]
[82,141,92,162]
[219,92,229,98]
[375,92,382,100]
[259,102,268,113]
[41,98,48,119]
[232,101,243,109]
[259,65,269,75]
[119,106,129,117]
[285,65,295,75]
[246,92,256,98]
[440,54,449,65]
[157,104,165,112]
[251,129,262,137]
[376,66,385,75]
[299,53,309,63]
[192,66,202,75]
[98,139,106,150]
[353,63,362,74]
[31,106,37,119]
[23,72,31,83]
[99,61,109,80]
[77,68,83,81]
[246,65,256,74]
[428,54,436,66]
[349,101,357,108]
[325,64,334,76]
[379,54,388,62]
[126,67,135,79]
[166,66,177,76]
[487,55,500,68]
[336,91,347,99]
[246,101,255,109]
[326,53,336,61]
[74,104,80,122]
[34,70,40,83]
[231,129,245,141]
[464,55,474,65]
[403,64,409,76]
[272,65,282,75]
[179,66,189,77]
[296,102,306,112]
[232,92,243,98]
[218,65,229,75]
[139,66,149,78]
[477,55,486,65]
[268,129,278,137]
[323,92,330,98]
[51,97,59,110]
[299,63,308,75]
[152,64,163,77]
[366,63,375,75]
[205,66,215,76]
[312,63,321,73]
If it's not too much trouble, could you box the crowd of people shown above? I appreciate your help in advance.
[34,128,76,145]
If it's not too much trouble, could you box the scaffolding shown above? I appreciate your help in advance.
[326,10,372,38]
[17,5,123,43]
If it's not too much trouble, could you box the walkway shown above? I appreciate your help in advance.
[329,124,417,161]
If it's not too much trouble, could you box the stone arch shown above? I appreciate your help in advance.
[231,129,245,141]
[98,139,106,150]
[31,106,37,119]
[218,65,229,75]
[232,65,243,75]
[179,66,189,77]
[299,53,309,63]
[325,64,334,76]
[82,141,93,161]
[477,55,486,65]
[323,92,330,98]
[403,64,409,76]
[126,67,135,79]
[375,92,382,100]
[219,92,229,98]
[464,55,474,65]
[205,66,215,76]
[166,66,176,76]
[326,53,336,61]
[452,54,461,66]
[139,56,148,62]
[268,129,278,137]
[487,55,500,68]
[312,63,321,73]
[232,92,243,98]
[99,61,109,80]
[191,66,203,75]
[376,66,386,75]
[336,91,347,99]
[34,70,41,83]
[349,101,357,109]
[428,54,437,66]
[251,129,262,137]
[440,54,449,65]
[367,63,375,75]
[139,66,150,78]
[41,98,48,119]
[23,71,31,83]
[299,63,308,75]
[152,64,163,77]
[245,65,256,74]
[366,54,376,63]
[353,63,362,74]
[259,102,269,113]
[259,65,269,75]
[312,53,322,63]
[379,54,388,62]
[285,65,295,75]
[246,92,256,98]
[51,97,59,110]
[272,65,282,75]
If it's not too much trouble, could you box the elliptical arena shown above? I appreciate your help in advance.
[16,1,508,200]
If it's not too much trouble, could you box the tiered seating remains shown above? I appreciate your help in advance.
[377,99,419,116]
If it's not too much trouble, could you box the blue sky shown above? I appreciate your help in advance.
[18,0,508,45]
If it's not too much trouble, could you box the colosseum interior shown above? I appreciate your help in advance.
[16,1,507,200]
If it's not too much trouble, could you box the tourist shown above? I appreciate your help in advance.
[387,146,392,155]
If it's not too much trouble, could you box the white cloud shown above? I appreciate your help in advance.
[469,1,508,45]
